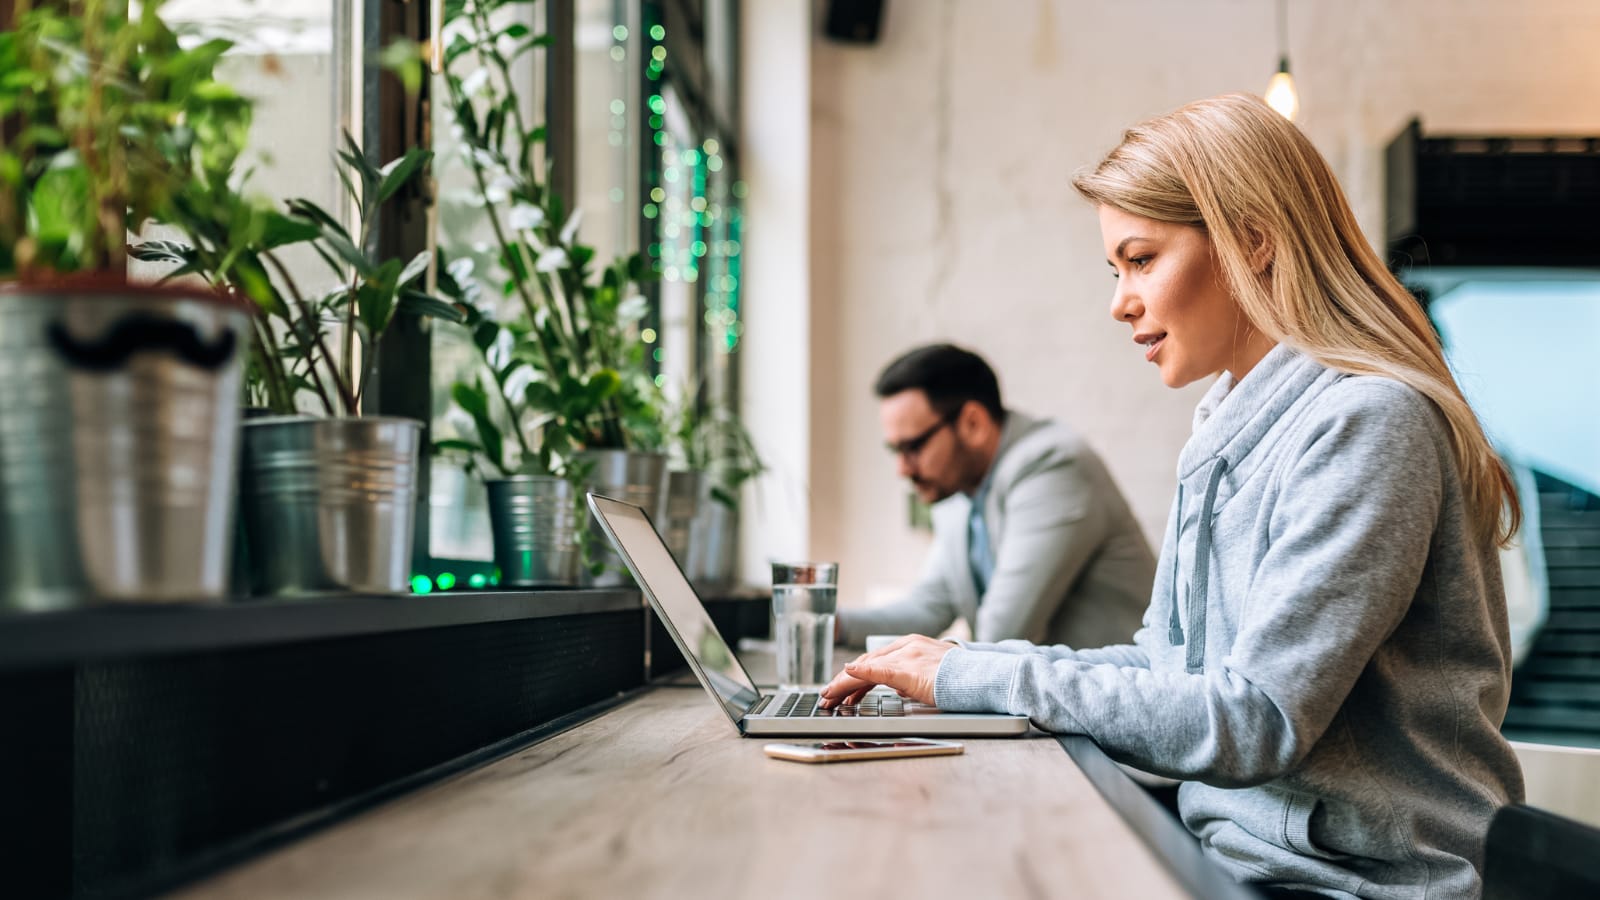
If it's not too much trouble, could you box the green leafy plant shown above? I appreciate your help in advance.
[0,0,249,279]
[671,394,764,511]
[436,0,662,453]
[0,0,458,414]
[134,134,466,416]
[430,250,661,470]
[430,254,549,478]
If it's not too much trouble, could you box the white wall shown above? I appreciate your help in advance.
[739,0,1600,606]
[738,0,813,585]
[1514,741,1600,827]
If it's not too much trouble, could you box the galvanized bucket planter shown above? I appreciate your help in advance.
[0,280,250,610]
[486,475,580,586]
[239,416,422,596]
[661,470,703,565]
[686,480,739,590]
[574,449,667,586]
[229,407,297,599]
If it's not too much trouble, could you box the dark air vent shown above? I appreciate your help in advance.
[1386,120,1600,269]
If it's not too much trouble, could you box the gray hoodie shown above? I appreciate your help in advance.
[934,344,1523,899]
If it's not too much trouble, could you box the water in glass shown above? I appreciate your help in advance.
[773,583,837,690]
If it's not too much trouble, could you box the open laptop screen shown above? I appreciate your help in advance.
[588,494,763,725]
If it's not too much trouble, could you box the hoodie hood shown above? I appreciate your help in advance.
[1170,344,1345,671]
[1177,343,1342,482]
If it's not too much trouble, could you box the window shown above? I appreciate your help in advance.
[413,0,745,577]
[426,0,550,561]
[639,0,744,446]
[154,0,350,223]
[129,0,356,346]
[574,0,639,278]
[1425,277,1600,745]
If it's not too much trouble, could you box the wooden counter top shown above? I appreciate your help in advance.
[173,685,1188,899]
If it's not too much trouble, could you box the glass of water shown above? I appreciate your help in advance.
[770,561,839,690]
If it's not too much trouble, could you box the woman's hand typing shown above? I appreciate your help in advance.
[819,634,955,708]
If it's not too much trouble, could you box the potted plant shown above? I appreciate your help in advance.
[431,257,582,586]
[432,243,664,585]
[0,0,254,609]
[436,0,667,585]
[137,131,465,596]
[668,396,764,588]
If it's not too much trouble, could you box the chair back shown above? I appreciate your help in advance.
[1483,803,1600,899]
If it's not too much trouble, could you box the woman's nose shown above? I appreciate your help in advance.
[1109,279,1141,322]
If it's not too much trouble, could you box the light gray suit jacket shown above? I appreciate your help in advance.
[840,411,1155,649]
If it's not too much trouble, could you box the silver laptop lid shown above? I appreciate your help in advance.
[587,493,763,728]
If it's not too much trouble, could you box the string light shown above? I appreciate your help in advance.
[638,18,745,352]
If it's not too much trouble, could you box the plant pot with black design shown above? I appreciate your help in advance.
[0,1,258,610]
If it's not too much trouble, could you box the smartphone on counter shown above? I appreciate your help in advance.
[763,738,964,763]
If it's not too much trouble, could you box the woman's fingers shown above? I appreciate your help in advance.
[843,657,927,704]
[819,634,949,707]
[819,671,875,706]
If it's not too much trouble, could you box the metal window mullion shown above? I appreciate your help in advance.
[547,0,577,212]
[370,0,435,567]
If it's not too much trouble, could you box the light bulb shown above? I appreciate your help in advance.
[1265,59,1299,121]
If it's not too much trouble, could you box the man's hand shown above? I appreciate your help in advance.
[819,634,955,707]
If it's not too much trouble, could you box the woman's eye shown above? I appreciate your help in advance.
[1130,255,1152,269]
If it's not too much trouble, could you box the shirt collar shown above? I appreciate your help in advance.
[965,409,1018,503]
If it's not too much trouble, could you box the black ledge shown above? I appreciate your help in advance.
[0,588,644,670]
[1055,735,1265,900]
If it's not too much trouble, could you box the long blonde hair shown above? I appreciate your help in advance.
[1073,93,1519,547]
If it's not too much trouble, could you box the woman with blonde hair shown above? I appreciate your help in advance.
[822,93,1524,899]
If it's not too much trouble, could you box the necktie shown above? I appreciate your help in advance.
[968,491,993,598]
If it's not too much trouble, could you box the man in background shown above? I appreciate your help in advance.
[836,344,1155,649]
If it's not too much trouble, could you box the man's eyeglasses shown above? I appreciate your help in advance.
[886,411,959,460]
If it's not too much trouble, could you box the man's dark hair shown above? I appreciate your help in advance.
[873,343,1005,424]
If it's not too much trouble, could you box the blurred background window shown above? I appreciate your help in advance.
[130,0,359,413]
[424,0,745,570]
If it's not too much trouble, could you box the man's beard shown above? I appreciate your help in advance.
[912,442,985,502]
[911,477,950,503]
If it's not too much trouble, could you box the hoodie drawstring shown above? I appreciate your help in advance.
[1183,458,1229,673]
[1168,482,1186,647]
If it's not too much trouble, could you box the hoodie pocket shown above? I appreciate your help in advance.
[1281,793,1349,861]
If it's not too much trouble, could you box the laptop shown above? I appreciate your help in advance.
[587,493,1031,737]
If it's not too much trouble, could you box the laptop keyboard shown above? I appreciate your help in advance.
[774,692,905,717]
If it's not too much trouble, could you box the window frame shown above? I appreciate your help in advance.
[380,0,746,580]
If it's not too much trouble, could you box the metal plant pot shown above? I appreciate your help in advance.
[239,416,422,596]
[661,470,703,565]
[0,280,250,610]
[686,480,739,590]
[229,407,300,600]
[574,449,667,586]
[486,476,580,587]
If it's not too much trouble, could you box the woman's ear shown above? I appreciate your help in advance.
[1247,227,1274,274]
